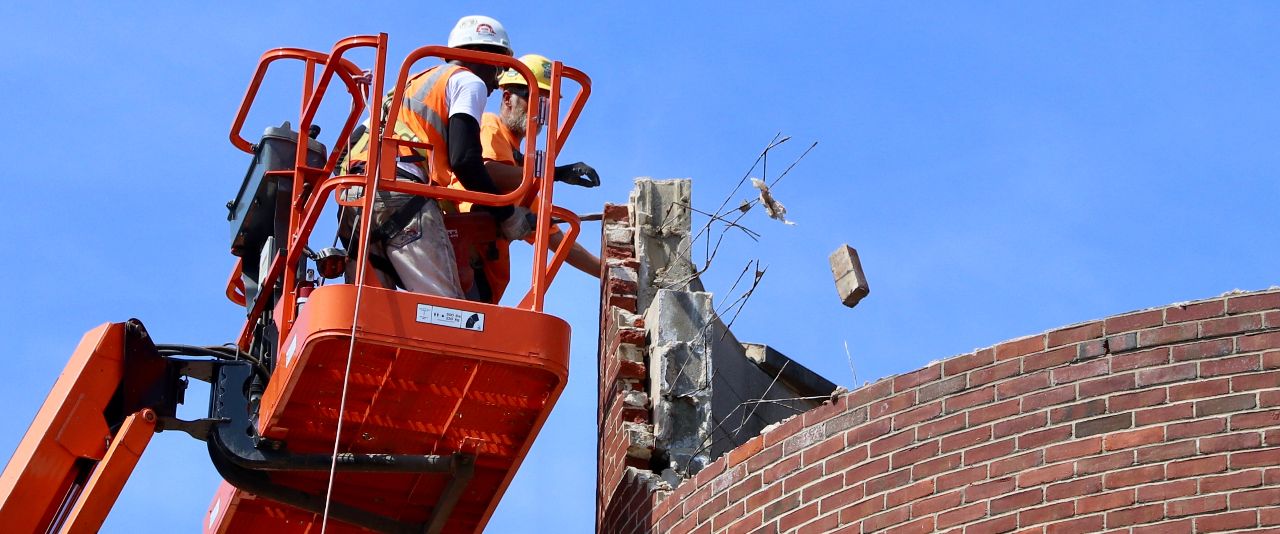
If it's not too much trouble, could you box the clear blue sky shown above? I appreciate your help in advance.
[2,2,1278,532]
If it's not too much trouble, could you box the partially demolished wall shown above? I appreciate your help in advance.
[597,179,837,530]
[596,181,1280,534]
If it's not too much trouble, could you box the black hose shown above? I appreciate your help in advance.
[155,343,269,378]
[156,344,239,359]
[157,346,257,365]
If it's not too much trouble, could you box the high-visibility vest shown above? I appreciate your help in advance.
[347,64,462,186]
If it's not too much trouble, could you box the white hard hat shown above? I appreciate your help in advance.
[448,15,512,56]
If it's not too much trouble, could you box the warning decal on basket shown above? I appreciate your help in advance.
[416,303,485,332]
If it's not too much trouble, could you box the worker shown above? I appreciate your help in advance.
[343,15,532,298]
[455,53,603,303]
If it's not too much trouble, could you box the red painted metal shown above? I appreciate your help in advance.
[229,48,365,155]
[212,284,570,532]
[0,325,167,534]
[210,33,592,533]
[0,323,122,532]
[225,258,246,306]
[519,206,582,310]
[57,409,157,534]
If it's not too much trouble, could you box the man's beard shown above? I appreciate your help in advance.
[502,107,527,138]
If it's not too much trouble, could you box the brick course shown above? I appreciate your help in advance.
[596,289,1280,530]
[598,204,660,532]
[599,288,1280,533]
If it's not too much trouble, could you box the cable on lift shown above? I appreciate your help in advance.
[155,343,269,378]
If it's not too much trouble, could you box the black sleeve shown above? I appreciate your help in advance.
[448,113,512,220]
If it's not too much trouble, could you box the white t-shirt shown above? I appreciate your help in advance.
[399,68,487,181]
[446,69,487,122]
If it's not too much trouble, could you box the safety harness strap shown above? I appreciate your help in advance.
[341,163,430,290]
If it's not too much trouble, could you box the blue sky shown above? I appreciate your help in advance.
[1,2,1278,532]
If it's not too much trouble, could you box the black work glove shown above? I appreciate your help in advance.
[554,161,601,188]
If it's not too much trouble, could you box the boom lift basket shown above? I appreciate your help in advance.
[207,286,570,532]
[209,34,592,533]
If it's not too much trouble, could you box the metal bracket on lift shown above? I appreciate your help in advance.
[166,358,217,384]
[202,363,475,534]
[156,416,224,442]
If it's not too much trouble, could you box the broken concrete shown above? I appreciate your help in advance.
[703,316,827,460]
[629,178,838,482]
[644,289,715,477]
[629,178,697,311]
[622,422,656,460]
[752,178,794,225]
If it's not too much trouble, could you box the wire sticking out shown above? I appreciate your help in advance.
[645,135,819,480]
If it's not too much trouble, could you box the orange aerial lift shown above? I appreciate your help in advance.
[0,33,591,533]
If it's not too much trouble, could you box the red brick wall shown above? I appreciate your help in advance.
[599,203,660,531]
[598,287,1280,533]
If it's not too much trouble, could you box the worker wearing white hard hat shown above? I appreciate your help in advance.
[343,15,533,299]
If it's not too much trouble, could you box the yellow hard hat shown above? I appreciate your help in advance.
[500,54,553,92]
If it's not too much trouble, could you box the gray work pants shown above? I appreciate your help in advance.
[372,194,462,299]
[340,185,463,299]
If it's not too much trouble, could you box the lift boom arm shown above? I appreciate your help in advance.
[0,321,176,533]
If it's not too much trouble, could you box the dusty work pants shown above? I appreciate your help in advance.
[369,194,463,299]
[337,162,464,299]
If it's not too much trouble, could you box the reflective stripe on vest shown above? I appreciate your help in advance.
[406,67,450,143]
[347,65,462,187]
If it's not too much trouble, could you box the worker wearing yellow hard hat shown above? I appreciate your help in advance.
[500,53,554,95]
[341,15,537,299]
[449,53,603,304]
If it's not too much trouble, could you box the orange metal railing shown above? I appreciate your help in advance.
[228,47,367,156]
[224,34,591,351]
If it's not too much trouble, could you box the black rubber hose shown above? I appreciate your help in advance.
[156,344,238,359]
[155,344,269,377]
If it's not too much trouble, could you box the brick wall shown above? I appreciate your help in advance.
[597,286,1280,533]
[599,203,663,531]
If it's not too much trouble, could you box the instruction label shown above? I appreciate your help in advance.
[416,303,485,332]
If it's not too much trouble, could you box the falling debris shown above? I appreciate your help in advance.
[829,244,870,308]
[751,178,795,225]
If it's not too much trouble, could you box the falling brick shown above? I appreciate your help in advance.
[829,244,870,308]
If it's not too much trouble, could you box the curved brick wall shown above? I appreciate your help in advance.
[598,279,1280,533]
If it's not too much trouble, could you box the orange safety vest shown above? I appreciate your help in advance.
[349,64,463,187]
[459,113,564,305]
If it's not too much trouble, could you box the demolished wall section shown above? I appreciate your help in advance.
[597,178,837,531]
[598,202,665,532]
[629,179,697,311]
[645,289,716,477]
[621,179,833,483]
[600,285,1280,533]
